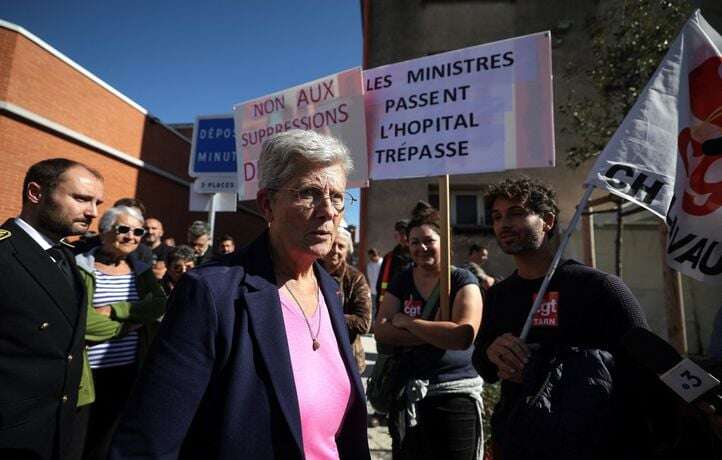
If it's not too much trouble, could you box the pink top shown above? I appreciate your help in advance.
[279,287,352,460]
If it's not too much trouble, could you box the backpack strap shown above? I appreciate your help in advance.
[421,283,440,320]
[421,267,456,320]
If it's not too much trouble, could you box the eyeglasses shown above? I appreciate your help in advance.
[115,224,146,237]
[269,187,356,212]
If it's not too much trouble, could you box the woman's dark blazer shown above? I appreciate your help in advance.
[109,232,370,459]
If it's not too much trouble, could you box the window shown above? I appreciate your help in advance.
[427,188,490,228]
[455,195,478,225]
[452,192,485,226]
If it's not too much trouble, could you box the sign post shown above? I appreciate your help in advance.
[208,193,217,242]
[438,175,451,321]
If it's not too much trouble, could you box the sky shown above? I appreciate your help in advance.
[0,0,364,228]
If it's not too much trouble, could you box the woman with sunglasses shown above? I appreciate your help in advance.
[74,205,167,460]
[110,130,370,459]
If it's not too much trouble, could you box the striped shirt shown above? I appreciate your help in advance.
[88,269,140,369]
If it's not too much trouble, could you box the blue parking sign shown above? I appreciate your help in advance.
[190,115,237,175]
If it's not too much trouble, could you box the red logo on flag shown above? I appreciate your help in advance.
[678,56,722,217]
[531,292,559,327]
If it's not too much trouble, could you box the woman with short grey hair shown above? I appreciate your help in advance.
[336,225,354,255]
[75,205,166,459]
[112,129,370,459]
[320,223,371,374]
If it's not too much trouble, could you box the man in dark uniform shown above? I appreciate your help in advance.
[0,158,104,459]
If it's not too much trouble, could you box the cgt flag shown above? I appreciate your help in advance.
[585,10,722,284]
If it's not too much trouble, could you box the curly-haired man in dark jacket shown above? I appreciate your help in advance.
[473,176,650,460]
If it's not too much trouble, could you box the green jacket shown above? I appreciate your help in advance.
[75,248,167,406]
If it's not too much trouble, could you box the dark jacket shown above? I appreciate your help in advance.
[0,219,86,460]
[474,261,651,459]
[109,231,370,460]
[492,346,618,460]
[194,247,214,267]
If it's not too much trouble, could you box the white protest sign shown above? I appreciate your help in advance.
[364,32,554,180]
[233,68,368,200]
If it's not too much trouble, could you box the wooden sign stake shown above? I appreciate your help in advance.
[659,222,688,354]
[438,174,451,321]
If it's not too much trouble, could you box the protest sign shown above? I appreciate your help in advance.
[586,11,722,284]
[233,68,368,200]
[364,31,554,180]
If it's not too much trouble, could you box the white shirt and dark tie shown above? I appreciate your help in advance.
[15,217,80,298]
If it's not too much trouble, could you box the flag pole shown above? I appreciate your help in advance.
[520,184,595,340]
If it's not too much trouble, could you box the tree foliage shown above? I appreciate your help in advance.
[560,0,693,168]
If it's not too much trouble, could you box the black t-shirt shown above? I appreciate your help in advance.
[473,260,648,383]
[387,266,480,383]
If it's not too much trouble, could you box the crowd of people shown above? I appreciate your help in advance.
[1,129,721,460]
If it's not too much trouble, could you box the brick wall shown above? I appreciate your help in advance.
[0,24,266,245]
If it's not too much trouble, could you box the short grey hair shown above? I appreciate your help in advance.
[258,129,353,191]
[337,226,353,255]
[98,206,144,233]
[187,220,210,240]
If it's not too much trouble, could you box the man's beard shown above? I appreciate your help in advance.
[498,230,544,255]
[37,202,87,239]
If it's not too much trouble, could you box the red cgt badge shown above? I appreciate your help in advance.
[403,298,424,318]
[531,291,559,327]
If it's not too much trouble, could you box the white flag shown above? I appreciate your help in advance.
[585,10,722,284]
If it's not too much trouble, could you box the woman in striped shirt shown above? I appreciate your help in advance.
[75,205,166,460]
